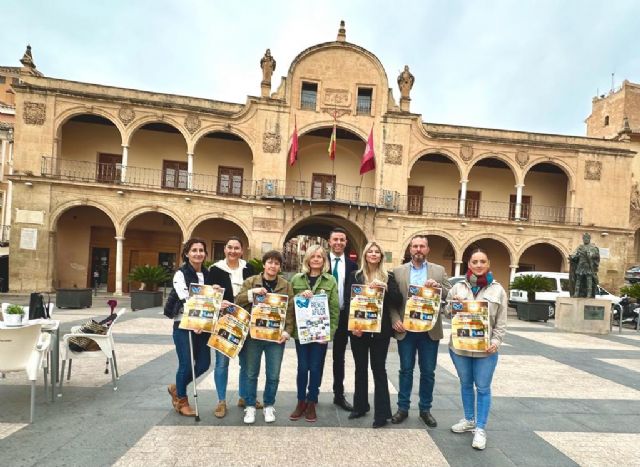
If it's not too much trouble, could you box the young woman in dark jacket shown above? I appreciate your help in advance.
[344,241,402,428]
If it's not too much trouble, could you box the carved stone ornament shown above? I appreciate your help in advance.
[23,102,46,125]
[384,144,403,165]
[515,150,529,168]
[184,114,201,134]
[118,106,135,126]
[262,131,281,153]
[584,160,602,181]
[321,108,351,118]
[460,144,473,162]
[323,89,350,107]
[631,182,640,210]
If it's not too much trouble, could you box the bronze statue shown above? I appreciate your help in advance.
[260,49,276,84]
[569,233,600,298]
[397,65,414,99]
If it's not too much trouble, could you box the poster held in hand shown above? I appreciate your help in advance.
[348,284,385,333]
[178,284,224,333]
[403,285,442,332]
[208,303,251,358]
[294,293,330,344]
[450,300,491,352]
[250,293,289,342]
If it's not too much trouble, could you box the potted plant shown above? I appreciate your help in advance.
[3,304,26,326]
[510,274,553,322]
[128,265,171,310]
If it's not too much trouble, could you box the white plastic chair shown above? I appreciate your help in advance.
[59,308,126,394]
[0,324,51,423]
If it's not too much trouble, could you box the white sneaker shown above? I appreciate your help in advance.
[243,406,256,424]
[451,418,476,433]
[264,406,276,423]
[472,428,487,450]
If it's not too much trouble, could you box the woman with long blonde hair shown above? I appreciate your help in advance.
[345,241,401,428]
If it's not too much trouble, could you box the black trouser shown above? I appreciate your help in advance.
[350,333,392,423]
[332,311,349,397]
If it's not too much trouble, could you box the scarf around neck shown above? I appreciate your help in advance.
[466,270,494,297]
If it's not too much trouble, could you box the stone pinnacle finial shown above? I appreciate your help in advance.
[20,44,36,69]
[337,20,346,42]
[623,116,631,131]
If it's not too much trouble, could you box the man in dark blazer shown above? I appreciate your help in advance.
[327,227,358,411]
[389,234,451,428]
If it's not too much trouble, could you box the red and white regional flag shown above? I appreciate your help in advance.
[359,127,376,175]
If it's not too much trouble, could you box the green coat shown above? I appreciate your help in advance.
[290,272,340,341]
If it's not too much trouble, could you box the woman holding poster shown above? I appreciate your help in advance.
[345,241,402,428]
[445,249,507,450]
[167,238,211,417]
[235,250,295,425]
[289,245,339,423]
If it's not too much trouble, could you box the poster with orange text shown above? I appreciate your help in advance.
[403,285,442,332]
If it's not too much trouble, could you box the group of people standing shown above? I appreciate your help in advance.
[167,230,507,451]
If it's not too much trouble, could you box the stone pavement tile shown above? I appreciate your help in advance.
[535,431,640,467]
[506,318,555,330]
[508,330,640,351]
[565,414,640,433]
[429,430,516,467]
[516,398,597,415]
[596,358,640,374]
[0,422,27,439]
[116,317,172,335]
[115,425,449,466]
[438,355,640,399]
[490,412,592,433]
[488,431,579,467]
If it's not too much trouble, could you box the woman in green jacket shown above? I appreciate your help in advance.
[288,244,339,423]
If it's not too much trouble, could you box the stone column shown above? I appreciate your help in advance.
[0,139,6,182]
[514,184,524,220]
[454,261,463,276]
[187,152,194,190]
[509,264,518,283]
[115,236,125,296]
[458,179,468,216]
[120,145,129,183]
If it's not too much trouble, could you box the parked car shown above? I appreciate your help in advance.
[624,265,640,284]
[508,271,621,319]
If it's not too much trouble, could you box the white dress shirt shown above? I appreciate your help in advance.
[329,252,346,310]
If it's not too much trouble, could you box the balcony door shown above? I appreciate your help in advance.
[217,166,243,197]
[96,153,122,183]
[312,173,336,200]
[407,185,424,214]
[459,190,480,218]
[163,160,188,189]
[509,195,531,220]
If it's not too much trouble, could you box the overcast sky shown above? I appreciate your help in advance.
[3,0,638,136]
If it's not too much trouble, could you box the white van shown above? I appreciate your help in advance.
[508,271,621,319]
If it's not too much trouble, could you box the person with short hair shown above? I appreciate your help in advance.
[235,250,295,424]
[289,244,340,422]
[446,248,507,450]
[208,236,255,418]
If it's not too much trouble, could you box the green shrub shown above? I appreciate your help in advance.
[128,265,171,291]
[248,258,264,274]
[510,275,553,302]
[6,304,25,315]
[620,283,640,300]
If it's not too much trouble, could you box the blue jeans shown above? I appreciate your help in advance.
[294,340,328,403]
[449,349,498,429]
[214,346,249,401]
[172,322,211,398]
[397,331,439,412]
[244,337,286,407]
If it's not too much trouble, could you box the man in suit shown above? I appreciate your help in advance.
[389,234,451,427]
[328,227,358,411]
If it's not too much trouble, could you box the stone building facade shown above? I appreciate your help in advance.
[6,24,637,294]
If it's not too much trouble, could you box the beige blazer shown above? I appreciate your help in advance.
[390,262,451,341]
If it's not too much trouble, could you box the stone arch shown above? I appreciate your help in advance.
[191,125,255,154]
[461,233,516,265]
[407,148,463,180]
[49,199,118,232]
[124,115,190,147]
[54,106,125,142]
[523,157,576,192]
[120,206,187,239]
[400,229,462,262]
[517,238,570,262]
[185,212,252,244]
[466,152,521,185]
[298,121,367,142]
[279,212,367,249]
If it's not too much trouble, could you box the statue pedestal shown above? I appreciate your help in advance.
[555,297,610,334]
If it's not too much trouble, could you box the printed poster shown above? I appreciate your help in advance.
[208,303,251,358]
[178,284,224,333]
[348,284,385,333]
[450,300,491,352]
[403,285,442,332]
[250,293,289,342]
[294,293,330,344]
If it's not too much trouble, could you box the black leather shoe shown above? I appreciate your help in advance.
[391,410,408,424]
[348,411,367,420]
[372,419,388,429]
[333,396,354,412]
[419,411,438,427]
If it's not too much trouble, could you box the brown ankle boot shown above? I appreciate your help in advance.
[175,397,196,417]
[167,384,178,407]
[289,400,307,421]
[304,402,317,422]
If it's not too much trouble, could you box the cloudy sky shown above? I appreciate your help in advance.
[3,0,638,136]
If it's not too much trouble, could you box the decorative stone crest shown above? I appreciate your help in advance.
[23,102,46,125]
[384,144,403,165]
[460,144,473,162]
[262,131,281,153]
[321,108,351,118]
[323,89,350,107]
[631,183,640,210]
[515,150,529,168]
[118,106,135,126]
[584,160,602,181]
[184,114,201,134]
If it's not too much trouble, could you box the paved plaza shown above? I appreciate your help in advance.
[1,302,640,466]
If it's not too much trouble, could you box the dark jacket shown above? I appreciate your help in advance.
[164,262,210,319]
[208,261,254,302]
[344,270,402,339]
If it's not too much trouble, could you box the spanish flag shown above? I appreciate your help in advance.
[328,123,336,160]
